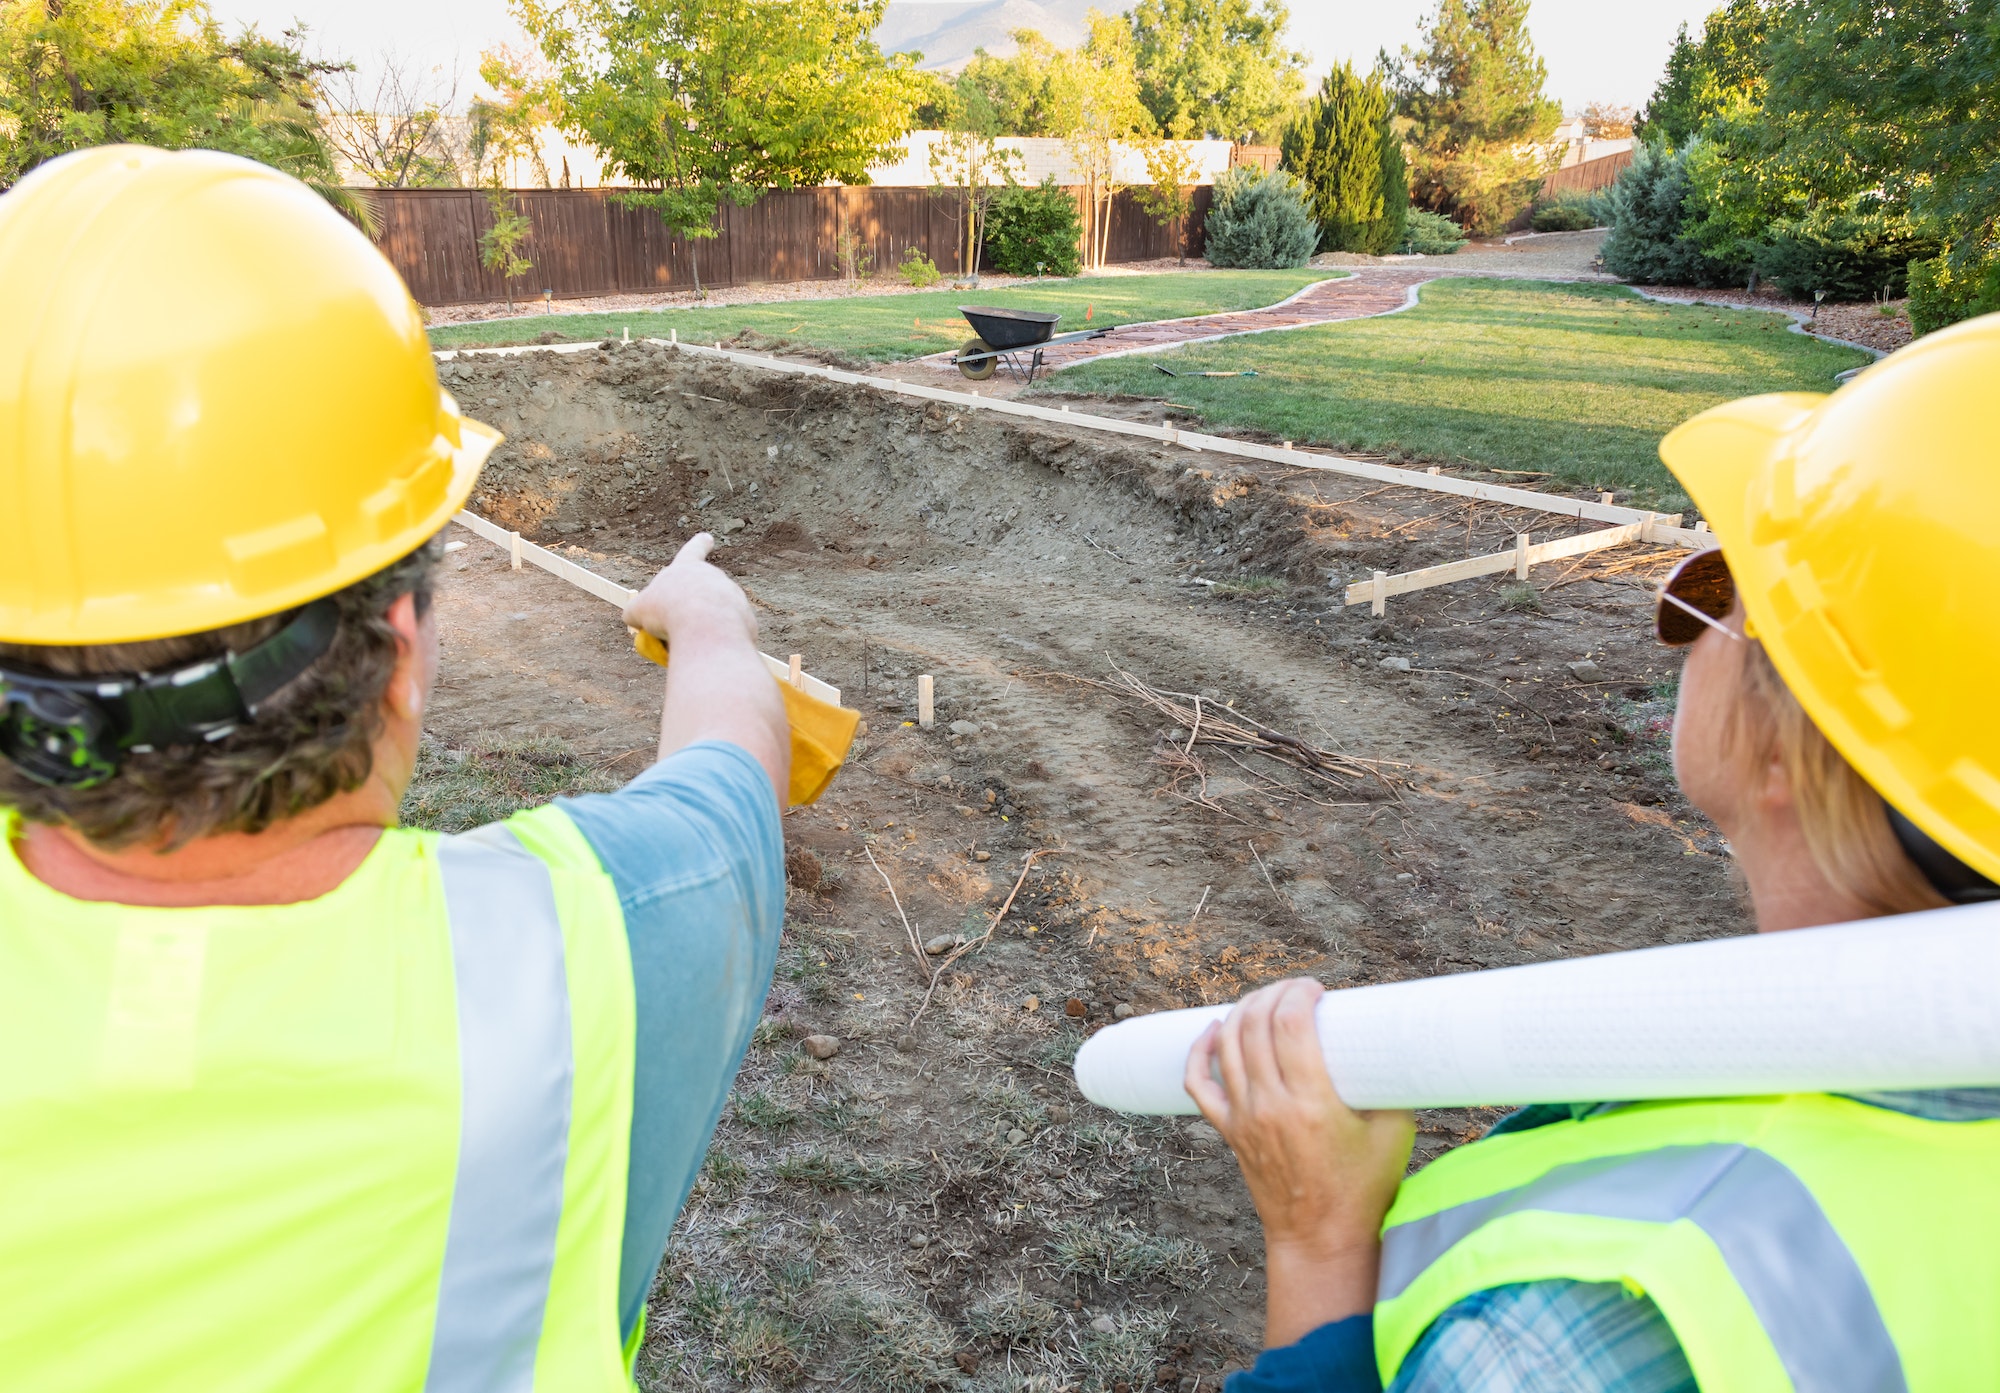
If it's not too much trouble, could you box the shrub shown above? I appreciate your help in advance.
[1752,200,1939,301]
[1600,139,1745,287]
[1907,250,2000,337]
[897,246,940,287]
[1202,167,1319,269]
[1399,209,1466,255]
[1530,189,1612,233]
[981,178,1082,277]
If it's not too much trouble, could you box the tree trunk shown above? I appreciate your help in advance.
[690,238,705,298]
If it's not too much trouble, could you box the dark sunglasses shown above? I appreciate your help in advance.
[1655,548,1744,646]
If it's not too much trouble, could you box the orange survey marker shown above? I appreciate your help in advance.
[631,630,860,807]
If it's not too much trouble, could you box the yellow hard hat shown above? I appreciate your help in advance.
[1659,313,2000,885]
[0,145,499,644]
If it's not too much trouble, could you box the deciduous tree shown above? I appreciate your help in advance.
[1127,0,1305,142]
[1132,137,1201,262]
[0,0,366,226]
[322,51,462,188]
[1383,0,1561,236]
[514,0,927,295]
[469,44,561,186]
[925,76,1020,278]
[1636,0,1769,148]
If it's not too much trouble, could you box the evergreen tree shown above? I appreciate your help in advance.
[1279,61,1401,254]
[1382,0,1562,236]
[1374,115,1410,255]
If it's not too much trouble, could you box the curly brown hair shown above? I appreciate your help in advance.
[0,540,440,849]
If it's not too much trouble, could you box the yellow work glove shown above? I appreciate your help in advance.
[631,630,861,807]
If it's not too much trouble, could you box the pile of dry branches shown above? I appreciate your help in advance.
[1038,666,1404,821]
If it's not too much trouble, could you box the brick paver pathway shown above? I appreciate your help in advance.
[1032,267,1440,370]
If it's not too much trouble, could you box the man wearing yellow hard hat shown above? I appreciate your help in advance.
[0,146,792,1389]
[1188,319,2000,1391]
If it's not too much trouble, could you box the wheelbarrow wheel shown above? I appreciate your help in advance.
[956,337,998,381]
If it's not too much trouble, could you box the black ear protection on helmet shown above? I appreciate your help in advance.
[0,599,341,790]
[1887,804,2000,906]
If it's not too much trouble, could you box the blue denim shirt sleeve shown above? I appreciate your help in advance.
[555,739,786,1338]
[1224,1316,1381,1393]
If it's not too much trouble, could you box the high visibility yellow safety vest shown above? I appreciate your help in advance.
[1374,1094,2000,1392]
[0,805,639,1393]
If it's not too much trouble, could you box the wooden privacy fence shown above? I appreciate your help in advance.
[1541,148,1635,198]
[363,184,1214,307]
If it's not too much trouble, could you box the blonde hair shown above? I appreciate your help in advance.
[1733,642,1947,917]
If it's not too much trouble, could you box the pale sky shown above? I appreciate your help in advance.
[211,0,1716,114]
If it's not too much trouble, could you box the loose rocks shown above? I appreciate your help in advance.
[801,1034,841,1060]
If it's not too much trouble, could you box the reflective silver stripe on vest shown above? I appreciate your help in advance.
[426,825,575,1393]
[1380,1143,1906,1393]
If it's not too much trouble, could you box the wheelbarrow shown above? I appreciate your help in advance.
[953,306,1113,384]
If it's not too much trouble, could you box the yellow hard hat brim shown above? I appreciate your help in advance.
[1658,392,1823,553]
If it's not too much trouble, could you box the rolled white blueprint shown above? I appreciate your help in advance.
[1072,901,2000,1113]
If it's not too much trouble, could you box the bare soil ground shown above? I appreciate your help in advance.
[419,342,1746,1391]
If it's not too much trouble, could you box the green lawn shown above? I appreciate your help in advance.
[1040,279,1871,507]
[427,269,1333,360]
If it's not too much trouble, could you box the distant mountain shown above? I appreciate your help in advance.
[878,0,1132,71]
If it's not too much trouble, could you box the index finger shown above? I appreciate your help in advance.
[672,532,717,565]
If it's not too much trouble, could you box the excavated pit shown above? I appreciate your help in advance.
[422,342,1744,1386]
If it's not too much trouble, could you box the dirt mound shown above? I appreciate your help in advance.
[423,343,1742,1389]
[444,341,1362,588]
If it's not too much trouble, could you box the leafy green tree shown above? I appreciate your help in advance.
[1279,61,1403,254]
[478,188,534,310]
[959,19,1152,267]
[468,45,561,187]
[925,77,1021,278]
[515,0,927,295]
[1761,0,1999,311]
[1127,0,1305,142]
[1383,0,1562,236]
[1132,137,1201,262]
[0,0,367,225]
[1637,0,1771,148]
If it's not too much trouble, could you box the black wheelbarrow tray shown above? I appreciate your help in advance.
[953,305,1113,384]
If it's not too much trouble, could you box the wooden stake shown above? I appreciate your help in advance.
[918,674,935,727]
[509,531,523,570]
[1427,466,1442,476]
[1514,533,1531,580]
[1282,440,1293,450]
[789,654,804,689]
[1599,491,1615,505]
[669,328,677,345]
[1370,571,1388,618]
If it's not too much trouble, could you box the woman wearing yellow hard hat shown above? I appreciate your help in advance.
[1187,318,2000,1392]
